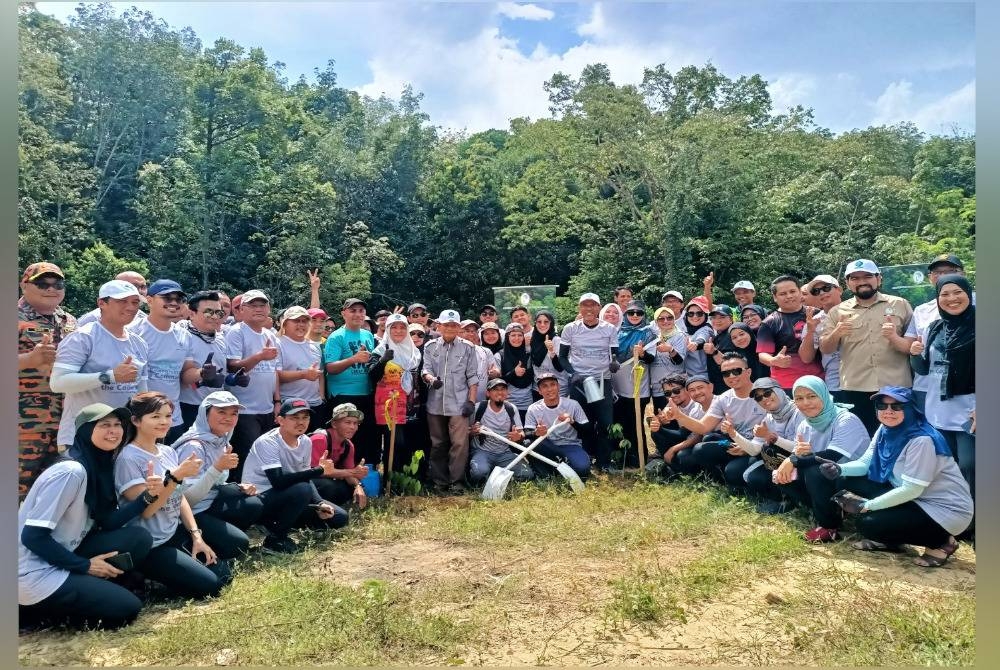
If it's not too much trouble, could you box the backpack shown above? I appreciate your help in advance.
[473,400,517,429]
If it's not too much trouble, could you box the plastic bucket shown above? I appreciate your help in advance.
[360,466,381,498]
[582,375,604,403]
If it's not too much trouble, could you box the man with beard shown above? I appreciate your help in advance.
[819,259,914,434]
[178,291,230,430]
[705,305,736,394]
[801,274,845,402]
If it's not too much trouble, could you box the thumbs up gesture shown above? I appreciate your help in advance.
[793,431,812,456]
[213,444,239,471]
[31,331,57,367]
[720,412,736,437]
[703,337,716,355]
[319,455,335,477]
[113,355,139,383]
[145,460,164,499]
[909,334,925,356]
[258,337,278,361]
[772,346,791,368]
[703,271,715,290]
[514,360,526,376]
[199,352,225,388]
[354,343,371,364]
[881,314,897,340]
[173,452,204,480]
[544,334,554,354]
[303,362,322,381]
[752,422,769,439]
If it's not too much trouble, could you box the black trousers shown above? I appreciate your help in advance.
[139,526,227,600]
[569,380,614,469]
[259,482,349,538]
[228,413,276,482]
[744,460,785,501]
[776,449,845,528]
[194,489,264,559]
[314,477,355,508]
[841,390,879,436]
[329,394,378,464]
[841,476,952,548]
[613,396,650,468]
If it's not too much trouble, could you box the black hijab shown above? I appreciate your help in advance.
[727,322,767,380]
[501,324,533,388]
[66,409,133,526]
[926,274,975,398]
[530,310,558,367]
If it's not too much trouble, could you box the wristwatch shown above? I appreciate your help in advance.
[164,470,183,487]
[99,370,113,384]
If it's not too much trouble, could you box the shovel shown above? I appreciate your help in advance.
[481,419,569,501]
[383,391,399,496]
[631,353,646,470]
[478,427,585,493]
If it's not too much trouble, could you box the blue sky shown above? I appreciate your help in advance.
[35,2,975,135]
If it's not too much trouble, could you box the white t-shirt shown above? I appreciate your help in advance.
[128,319,194,426]
[560,320,617,378]
[524,397,589,447]
[277,336,323,406]
[923,346,976,432]
[18,461,93,605]
[53,322,149,446]
[530,335,569,397]
[242,428,313,495]
[705,390,768,439]
[115,443,184,547]
[472,401,524,454]
[178,330,229,406]
[225,323,281,414]
[795,410,870,460]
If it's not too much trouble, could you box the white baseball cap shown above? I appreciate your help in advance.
[844,259,880,277]
[437,309,461,324]
[203,391,246,411]
[578,292,601,305]
[731,280,755,292]
[98,280,141,300]
[803,274,841,291]
[241,289,270,304]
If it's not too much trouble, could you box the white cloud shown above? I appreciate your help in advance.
[871,79,974,133]
[577,2,606,39]
[496,2,554,21]
[767,73,818,112]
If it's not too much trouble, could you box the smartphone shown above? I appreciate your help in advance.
[105,552,134,571]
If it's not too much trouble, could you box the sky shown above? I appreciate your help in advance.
[34,1,976,136]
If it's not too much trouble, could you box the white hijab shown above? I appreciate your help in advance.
[373,314,421,392]
[599,303,623,333]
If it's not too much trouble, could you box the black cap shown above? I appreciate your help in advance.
[624,299,645,313]
[480,304,497,313]
[928,254,964,271]
[279,398,313,417]
[375,309,391,318]
[709,304,732,317]
[407,302,427,314]
[342,298,366,310]
[486,378,508,390]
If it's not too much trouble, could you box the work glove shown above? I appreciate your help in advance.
[198,353,225,388]
[832,489,868,515]
[460,400,475,418]
[608,360,620,373]
[382,349,394,361]
[430,377,443,390]
[226,367,251,388]
[817,458,842,481]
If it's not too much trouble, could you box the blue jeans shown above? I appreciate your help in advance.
[468,448,534,484]
[534,439,592,479]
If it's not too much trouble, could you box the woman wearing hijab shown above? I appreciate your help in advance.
[682,298,714,378]
[736,378,805,514]
[771,375,870,543]
[815,387,972,567]
[647,307,688,412]
[368,313,424,472]
[909,274,975,502]
[479,321,504,355]
[611,301,658,468]
[495,323,534,420]
[19,404,153,630]
[530,310,568,398]
[727,322,768,380]
[599,303,623,331]
[173,391,264,561]
[740,304,767,333]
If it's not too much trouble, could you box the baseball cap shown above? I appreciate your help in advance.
[407,302,427,314]
[460,319,478,329]
[486,378,508,390]
[686,296,710,312]
[342,297,366,310]
[480,304,497,313]
[202,391,246,411]
[74,403,132,431]
[242,289,270,304]
[278,398,313,417]
[407,323,426,334]
[685,374,710,387]
[307,308,328,319]
[661,290,683,302]
[147,279,186,297]
[870,385,913,404]
[731,280,756,292]
[536,371,559,383]
[578,292,601,305]
[928,254,964,271]
[479,321,501,332]
[22,262,64,283]
[803,274,840,292]
[99,280,140,300]
[709,304,733,317]
[375,309,392,319]
[330,402,364,423]
[280,305,310,324]
[845,259,880,277]
[624,300,645,313]
[437,309,461,324]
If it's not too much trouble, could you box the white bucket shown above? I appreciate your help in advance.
[582,374,605,403]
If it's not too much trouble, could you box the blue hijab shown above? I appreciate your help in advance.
[617,302,654,362]
[792,375,848,433]
[869,386,952,483]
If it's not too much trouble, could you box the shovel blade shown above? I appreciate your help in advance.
[556,463,586,492]
[481,467,514,501]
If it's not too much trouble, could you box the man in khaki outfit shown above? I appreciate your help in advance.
[819,259,914,434]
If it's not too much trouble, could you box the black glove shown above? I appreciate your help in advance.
[430,377,443,390]
[461,400,475,417]
[817,458,842,481]
[609,360,620,373]
[198,353,225,388]
[832,489,868,515]
[382,349,394,361]
[226,367,251,388]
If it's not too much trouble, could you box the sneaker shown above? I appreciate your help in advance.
[262,535,301,554]
[804,526,840,543]
[756,499,796,515]
[445,483,466,495]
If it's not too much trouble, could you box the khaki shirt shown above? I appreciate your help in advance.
[822,292,913,391]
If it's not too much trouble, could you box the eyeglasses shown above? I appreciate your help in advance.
[626,310,644,317]
[929,267,960,275]
[323,326,335,332]
[751,388,774,402]
[30,279,65,290]
[201,308,226,318]
[157,294,185,304]
[411,332,426,338]
[410,311,427,318]
[656,316,674,321]
[875,401,905,412]
[663,387,684,396]
[686,311,706,318]
[481,310,496,315]
[809,285,834,296]
[720,368,747,378]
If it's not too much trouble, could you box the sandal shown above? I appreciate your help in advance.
[851,539,903,552]
[940,537,960,558]
[913,550,949,568]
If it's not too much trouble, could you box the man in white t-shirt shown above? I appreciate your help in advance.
[558,293,620,472]
[76,271,149,329]
[50,280,149,448]
[524,372,592,479]
[468,379,532,484]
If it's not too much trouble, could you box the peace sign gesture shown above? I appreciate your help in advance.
[307,268,321,290]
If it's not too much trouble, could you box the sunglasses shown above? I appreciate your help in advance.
[626,310,645,317]
[157,294,185,304]
[323,326,335,332]
[30,279,66,290]
[663,387,684,396]
[686,310,706,318]
[809,284,834,296]
[410,311,427,318]
[481,310,496,315]
[411,332,426,338]
[201,308,226,318]
[875,401,905,412]
[656,316,675,321]
[751,388,774,402]
[720,368,747,378]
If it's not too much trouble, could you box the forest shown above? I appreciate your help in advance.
[18,3,975,322]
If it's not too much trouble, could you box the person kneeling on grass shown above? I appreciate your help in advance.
[523,372,591,479]
[19,404,154,630]
[815,387,972,567]
[468,378,533,485]
[172,391,264,561]
[242,398,347,554]
[309,402,370,510]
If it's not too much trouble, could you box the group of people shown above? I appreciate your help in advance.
[17,253,975,630]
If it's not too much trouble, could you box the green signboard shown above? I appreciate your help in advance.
[491,285,558,327]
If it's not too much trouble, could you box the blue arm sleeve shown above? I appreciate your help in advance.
[863,479,926,511]
[21,526,91,574]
